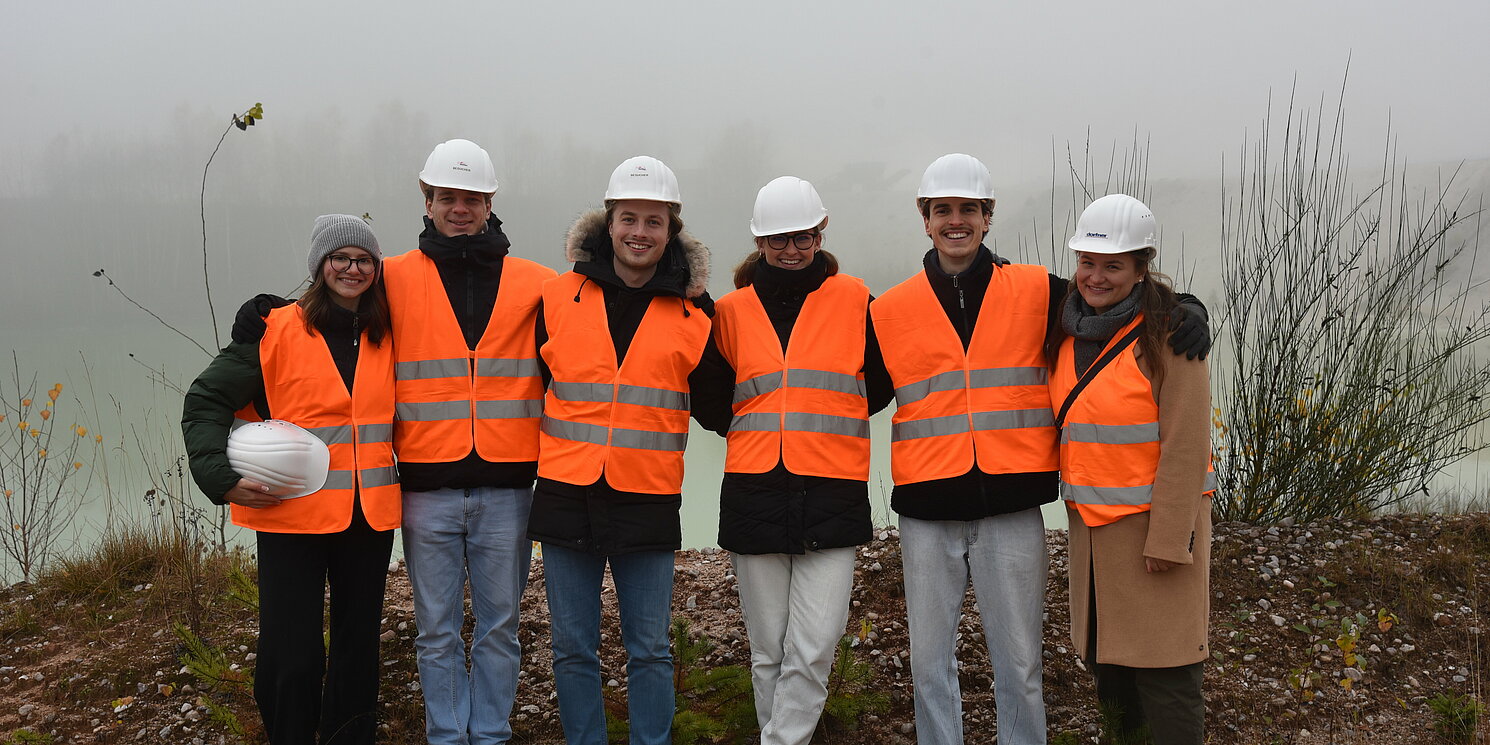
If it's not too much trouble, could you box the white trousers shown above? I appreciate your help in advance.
[900,510,1049,745]
[732,547,857,745]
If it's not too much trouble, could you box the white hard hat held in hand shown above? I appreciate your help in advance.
[605,156,681,205]
[226,420,331,498]
[750,176,828,237]
[1068,194,1157,255]
[420,138,499,194]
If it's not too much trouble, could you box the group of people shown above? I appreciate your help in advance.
[182,139,1216,745]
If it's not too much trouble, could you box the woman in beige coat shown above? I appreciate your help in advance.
[1047,195,1213,745]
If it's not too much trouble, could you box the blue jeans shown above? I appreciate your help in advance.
[402,487,533,745]
[541,544,675,745]
[900,509,1049,745]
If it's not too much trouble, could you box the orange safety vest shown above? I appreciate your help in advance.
[714,274,871,480]
[381,251,555,463]
[538,272,712,494]
[233,304,400,533]
[871,263,1058,485]
[1050,314,1217,527]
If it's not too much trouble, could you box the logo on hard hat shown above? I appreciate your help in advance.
[1085,232,1109,239]
[453,160,472,172]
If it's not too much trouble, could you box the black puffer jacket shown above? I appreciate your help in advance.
[525,210,730,555]
[706,257,895,554]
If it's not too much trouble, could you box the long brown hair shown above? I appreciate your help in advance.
[1046,248,1179,387]
[298,260,391,346]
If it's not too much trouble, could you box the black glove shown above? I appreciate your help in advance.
[1168,300,1210,360]
[231,294,291,344]
[990,252,1012,267]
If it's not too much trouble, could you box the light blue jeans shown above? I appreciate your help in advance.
[402,486,533,745]
[900,509,1049,745]
[541,544,675,745]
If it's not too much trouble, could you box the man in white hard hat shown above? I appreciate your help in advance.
[526,156,730,745]
[870,154,1209,745]
[234,138,556,745]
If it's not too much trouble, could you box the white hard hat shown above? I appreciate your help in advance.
[420,139,499,194]
[1067,194,1157,255]
[750,176,828,236]
[918,153,995,201]
[226,420,331,499]
[604,155,681,205]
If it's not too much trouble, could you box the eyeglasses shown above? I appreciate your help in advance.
[328,254,377,274]
[764,232,819,251]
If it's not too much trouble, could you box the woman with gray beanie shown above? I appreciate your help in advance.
[183,214,399,744]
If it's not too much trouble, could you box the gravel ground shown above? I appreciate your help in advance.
[2,513,1487,744]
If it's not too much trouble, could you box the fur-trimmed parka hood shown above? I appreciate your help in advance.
[564,209,710,299]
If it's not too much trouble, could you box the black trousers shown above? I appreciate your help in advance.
[254,505,394,745]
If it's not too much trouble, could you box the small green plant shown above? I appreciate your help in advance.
[668,617,757,745]
[4,729,54,745]
[820,629,889,731]
[225,563,259,612]
[1050,731,1082,745]
[1427,692,1483,744]
[1097,702,1152,745]
[173,620,248,691]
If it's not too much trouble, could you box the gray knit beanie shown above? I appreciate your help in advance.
[309,214,381,275]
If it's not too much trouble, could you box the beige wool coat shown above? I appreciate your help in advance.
[1066,343,1213,669]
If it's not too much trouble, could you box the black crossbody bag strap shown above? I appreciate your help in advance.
[1054,326,1145,431]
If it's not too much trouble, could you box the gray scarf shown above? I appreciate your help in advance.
[1062,287,1142,341]
[1062,287,1142,375]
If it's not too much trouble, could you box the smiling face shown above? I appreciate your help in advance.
[1074,250,1144,311]
[425,187,492,237]
[320,246,377,310]
[608,199,672,287]
[759,230,820,270]
[923,198,990,271]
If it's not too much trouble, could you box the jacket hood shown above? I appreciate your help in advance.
[564,209,710,299]
[418,215,511,266]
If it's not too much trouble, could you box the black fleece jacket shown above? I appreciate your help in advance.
[396,217,542,493]
[699,258,895,554]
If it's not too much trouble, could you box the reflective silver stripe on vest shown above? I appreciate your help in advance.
[611,427,688,451]
[396,358,468,381]
[305,425,353,445]
[728,412,869,439]
[323,469,356,491]
[1062,421,1160,445]
[395,400,471,422]
[360,465,399,489]
[541,416,687,452]
[542,416,609,445]
[475,357,542,378]
[1061,481,1154,506]
[968,366,1048,388]
[729,412,779,432]
[893,370,965,406]
[786,412,869,439]
[476,399,543,419]
[357,423,394,443]
[551,381,614,403]
[551,381,689,411]
[788,369,866,397]
[971,409,1056,431]
[895,367,1048,406]
[733,371,783,405]
[891,414,972,442]
[1204,471,1218,492]
[616,385,689,411]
